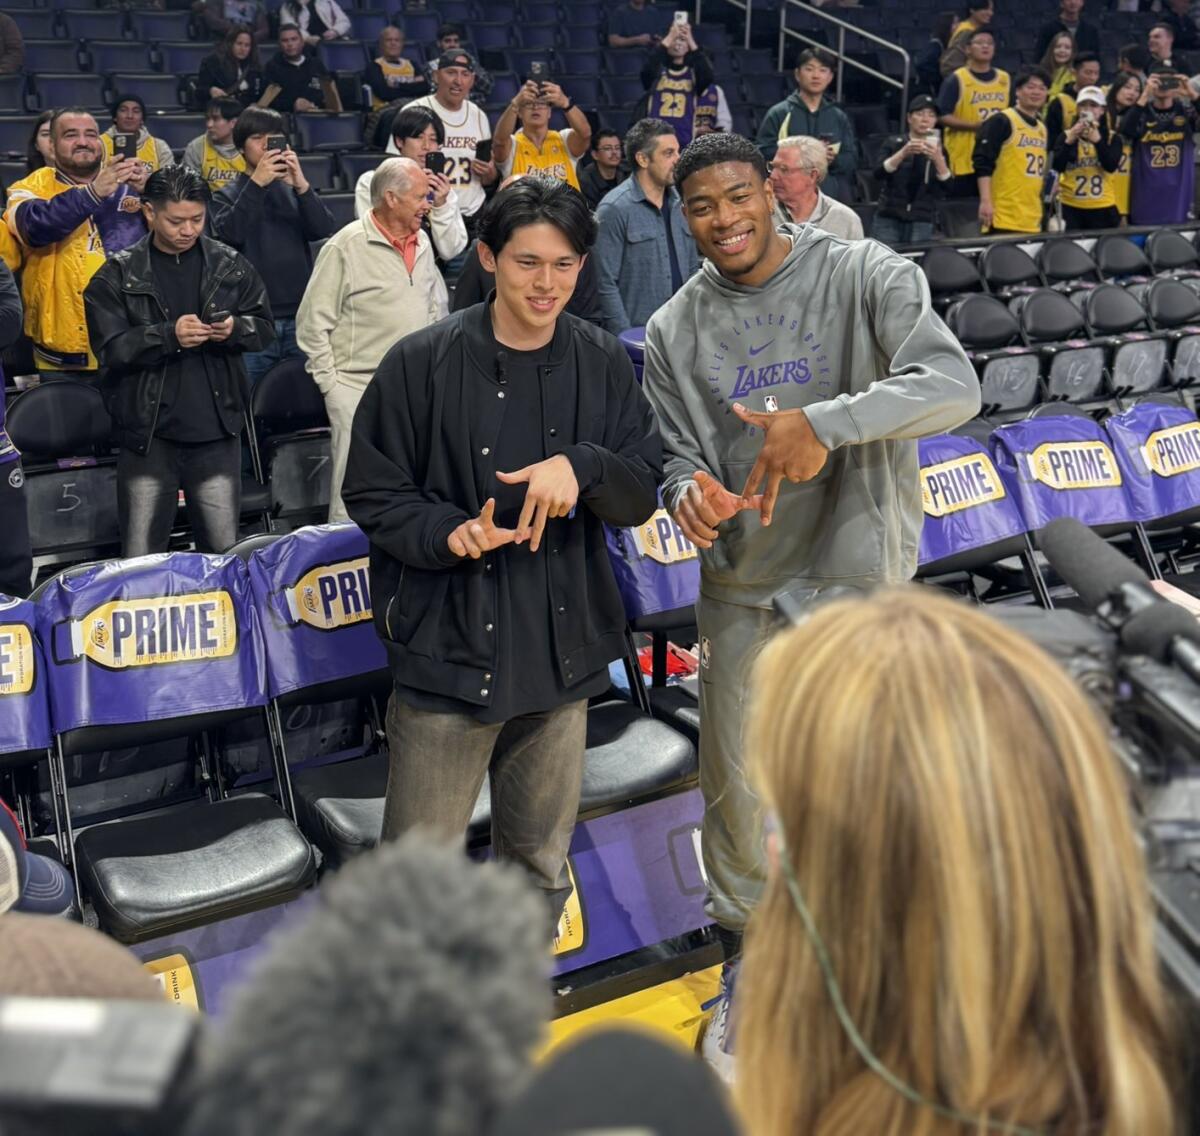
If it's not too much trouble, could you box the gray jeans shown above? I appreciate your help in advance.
[118,436,241,557]
[383,695,587,916]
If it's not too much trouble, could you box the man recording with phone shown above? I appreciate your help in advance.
[869,94,951,244]
[84,165,273,556]
[1122,62,1198,225]
[492,73,591,189]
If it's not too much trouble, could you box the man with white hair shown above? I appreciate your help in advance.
[768,136,863,239]
[296,156,447,521]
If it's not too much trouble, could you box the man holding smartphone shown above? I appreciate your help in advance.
[492,75,591,189]
[84,166,274,556]
[1123,63,1198,225]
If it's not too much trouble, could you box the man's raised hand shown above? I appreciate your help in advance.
[447,498,519,559]
[732,403,829,525]
[495,454,579,552]
[672,470,760,549]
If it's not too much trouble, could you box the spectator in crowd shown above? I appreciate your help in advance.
[1045,50,1102,147]
[0,11,22,74]
[594,119,698,334]
[1161,0,1200,53]
[364,26,427,112]
[84,166,272,556]
[916,11,959,95]
[1118,41,1150,82]
[25,111,53,174]
[494,79,591,188]
[639,19,715,151]
[737,590,1175,1134]
[1034,0,1101,60]
[3,108,146,374]
[0,263,28,597]
[578,129,626,210]
[608,0,669,48]
[769,136,863,239]
[693,81,734,135]
[342,177,661,919]
[639,132,977,1080]
[102,94,174,187]
[259,24,342,112]
[183,98,246,193]
[938,28,1010,196]
[409,51,498,239]
[1123,64,1198,225]
[422,24,494,99]
[1052,85,1121,230]
[298,157,446,522]
[193,0,269,43]
[279,0,352,45]
[1107,72,1142,221]
[198,26,265,106]
[756,48,858,203]
[939,0,994,77]
[974,66,1050,234]
[209,106,335,385]
[352,107,466,264]
[1149,21,1192,75]
[1038,32,1077,101]
[870,95,951,244]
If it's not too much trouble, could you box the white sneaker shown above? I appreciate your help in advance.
[700,958,738,1084]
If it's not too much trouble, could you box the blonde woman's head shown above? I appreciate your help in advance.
[738,587,1176,1136]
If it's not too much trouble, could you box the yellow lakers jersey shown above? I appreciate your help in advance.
[101,131,162,178]
[198,137,246,192]
[1049,91,1077,131]
[1059,135,1115,210]
[990,108,1046,232]
[945,66,1011,176]
[1108,108,1133,215]
[511,130,580,191]
[370,55,416,110]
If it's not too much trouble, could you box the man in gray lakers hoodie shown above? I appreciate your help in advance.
[641,134,978,1062]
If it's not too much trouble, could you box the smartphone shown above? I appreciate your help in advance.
[266,134,288,152]
[425,150,447,175]
[1159,75,1180,91]
[529,60,546,79]
[674,9,688,23]
[206,310,232,325]
[474,138,492,162]
[113,132,137,160]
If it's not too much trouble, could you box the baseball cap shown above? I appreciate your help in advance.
[908,94,937,114]
[1075,85,1105,106]
[436,49,475,71]
[0,798,73,917]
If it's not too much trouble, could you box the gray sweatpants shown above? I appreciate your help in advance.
[697,594,777,934]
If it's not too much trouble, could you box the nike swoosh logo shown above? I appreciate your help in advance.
[747,340,775,357]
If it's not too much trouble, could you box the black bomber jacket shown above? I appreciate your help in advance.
[342,301,664,709]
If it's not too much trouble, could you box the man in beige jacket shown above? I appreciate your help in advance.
[296,156,449,521]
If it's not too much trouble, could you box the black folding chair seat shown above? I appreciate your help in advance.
[1147,228,1200,279]
[920,245,982,312]
[1094,234,1152,282]
[980,241,1043,299]
[648,682,699,743]
[1037,235,1101,291]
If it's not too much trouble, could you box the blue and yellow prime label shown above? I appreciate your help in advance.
[553,860,586,958]
[1025,441,1122,490]
[631,509,697,566]
[143,952,201,1011]
[284,558,372,631]
[921,453,1006,517]
[0,624,35,695]
[68,592,237,669]
[1143,421,1200,478]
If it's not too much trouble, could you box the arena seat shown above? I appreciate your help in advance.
[558,48,602,75]
[349,9,390,39]
[397,9,443,41]
[920,245,982,313]
[12,10,58,38]
[295,112,365,152]
[946,293,1040,419]
[338,149,387,186]
[106,73,184,111]
[1146,228,1200,281]
[561,24,603,48]
[147,114,206,151]
[128,10,196,43]
[1083,283,1168,398]
[1094,234,1152,283]
[979,241,1043,300]
[1145,277,1200,385]
[155,41,212,77]
[317,191,357,227]
[1037,236,1102,293]
[59,8,129,40]
[31,72,106,110]
[298,152,339,191]
[85,40,155,76]
[1018,287,1107,407]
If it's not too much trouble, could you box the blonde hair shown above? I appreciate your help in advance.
[737,587,1177,1136]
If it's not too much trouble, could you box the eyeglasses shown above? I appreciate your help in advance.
[769,163,814,177]
[595,145,622,154]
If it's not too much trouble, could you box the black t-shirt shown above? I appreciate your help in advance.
[149,243,227,443]
[263,52,330,110]
[395,317,610,724]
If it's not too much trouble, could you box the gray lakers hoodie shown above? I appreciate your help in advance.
[642,224,979,607]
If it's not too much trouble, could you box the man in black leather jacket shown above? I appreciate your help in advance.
[84,165,274,556]
[343,177,662,919]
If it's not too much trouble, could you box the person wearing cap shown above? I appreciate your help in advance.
[492,78,591,190]
[101,94,174,191]
[870,94,952,245]
[1122,62,1199,225]
[973,66,1050,234]
[1044,50,1102,149]
[408,51,497,239]
[0,799,73,919]
[1051,84,1122,230]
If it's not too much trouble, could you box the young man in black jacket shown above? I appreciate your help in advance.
[208,106,335,386]
[343,177,662,917]
[85,166,274,556]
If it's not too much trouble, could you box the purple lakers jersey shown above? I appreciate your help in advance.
[648,67,699,148]
[1131,109,1195,225]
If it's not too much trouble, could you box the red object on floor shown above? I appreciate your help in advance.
[636,644,698,677]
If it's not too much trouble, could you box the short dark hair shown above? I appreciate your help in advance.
[26,109,53,173]
[795,47,836,71]
[1072,51,1100,70]
[1120,42,1151,69]
[591,128,620,153]
[436,21,463,39]
[49,106,96,139]
[109,92,145,119]
[391,105,445,145]
[1014,65,1051,91]
[1150,21,1175,39]
[965,26,995,44]
[965,0,993,13]
[233,105,286,150]
[624,117,676,170]
[674,131,768,194]
[206,96,243,121]
[476,175,597,257]
[143,164,212,206]
[278,21,302,36]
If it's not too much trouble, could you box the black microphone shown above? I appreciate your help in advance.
[1040,517,1200,684]
[495,350,508,385]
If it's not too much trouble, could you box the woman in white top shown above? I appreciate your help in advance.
[279,0,351,45]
